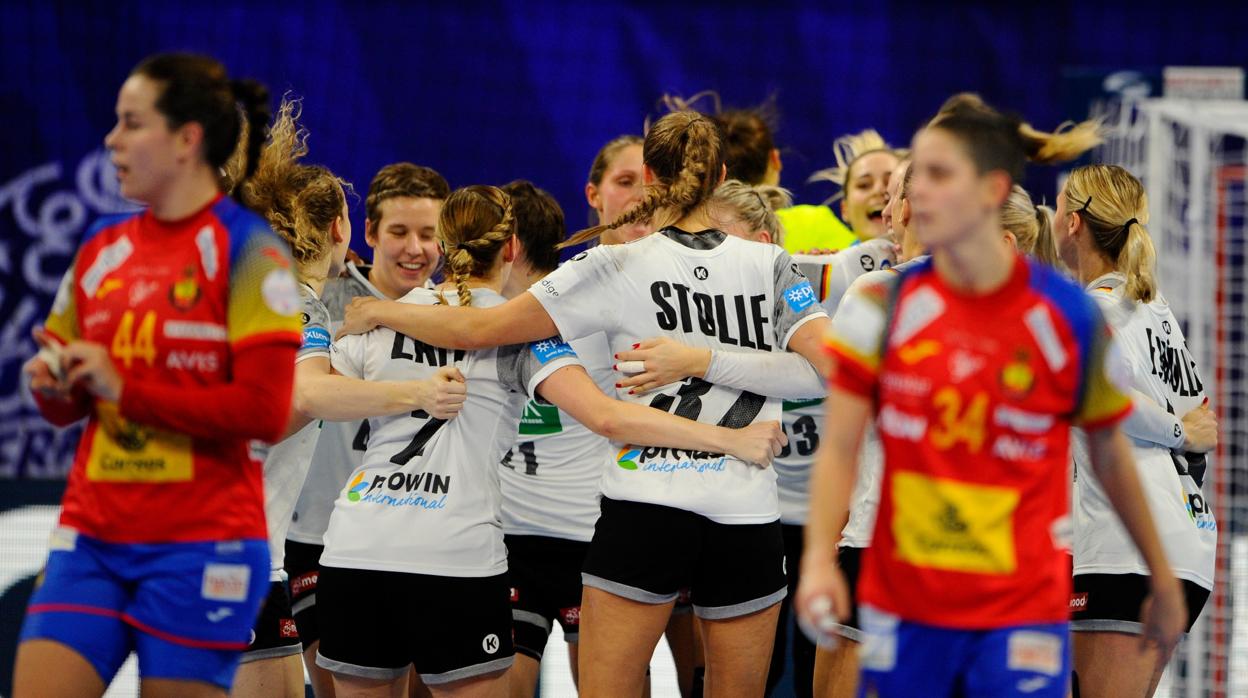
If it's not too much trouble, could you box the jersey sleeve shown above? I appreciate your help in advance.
[526,246,619,341]
[330,333,367,380]
[497,336,583,398]
[772,250,829,349]
[298,290,333,363]
[1073,302,1133,430]
[825,275,892,397]
[227,229,303,351]
[43,260,80,343]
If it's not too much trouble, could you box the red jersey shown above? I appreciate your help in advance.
[44,195,302,543]
[827,256,1131,628]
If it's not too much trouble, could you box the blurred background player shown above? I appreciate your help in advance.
[1057,164,1218,698]
[781,130,902,254]
[17,53,299,698]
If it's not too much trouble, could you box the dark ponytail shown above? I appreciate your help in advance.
[230,79,272,187]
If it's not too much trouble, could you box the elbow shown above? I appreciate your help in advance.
[585,408,623,441]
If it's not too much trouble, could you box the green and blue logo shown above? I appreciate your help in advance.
[616,447,641,470]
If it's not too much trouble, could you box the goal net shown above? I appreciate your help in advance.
[1098,97,1248,698]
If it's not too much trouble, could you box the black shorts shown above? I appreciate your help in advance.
[283,539,322,650]
[832,545,865,641]
[506,534,589,660]
[582,497,787,620]
[1070,573,1210,634]
[241,581,302,663]
[316,565,514,685]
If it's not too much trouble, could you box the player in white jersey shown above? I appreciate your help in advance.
[316,184,784,697]
[1055,164,1218,698]
[232,110,466,698]
[491,180,612,696]
[337,112,832,696]
[606,179,892,698]
[280,162,450,698]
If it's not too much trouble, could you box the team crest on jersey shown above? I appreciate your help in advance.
[169,266,201,311]
[999,350,1036,399]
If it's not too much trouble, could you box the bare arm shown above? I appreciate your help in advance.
[338,293,558,350]
[536,365,786,467]
[1086,426,1188,651]
[285,357,466,437]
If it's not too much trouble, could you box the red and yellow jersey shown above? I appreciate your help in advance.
[44,195,302,543]
[826,255,1131,628]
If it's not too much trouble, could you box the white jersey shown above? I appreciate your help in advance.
[287,263,384,546]
[774,240,893,525]
[254,283,331,579]
[529,227,827,524]
[320,287,579,577]
[792,237,896,314]
[499,332,612,542]
[1073,272,1216,589]
[832,258,927,546]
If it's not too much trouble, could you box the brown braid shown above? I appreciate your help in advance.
[561,111,724,248]
[437,185,516,307]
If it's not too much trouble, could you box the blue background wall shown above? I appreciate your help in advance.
[2,0,1247,477]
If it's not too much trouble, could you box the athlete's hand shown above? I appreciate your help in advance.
[1139,575,1187,656]
[337,297,384,339]
[724,420,785,468]
[614,338,711,395]
[795,549,853,647]
[24,327,71,399]
[1181,400,1218,453]
[62,341,123,402]
[418,366,467,420]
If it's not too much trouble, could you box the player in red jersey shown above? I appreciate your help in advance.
[796,94,1188,698]
[16,54,301,698]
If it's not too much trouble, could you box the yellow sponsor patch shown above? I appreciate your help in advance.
[86,402,193,482]
[891,471,1019,575]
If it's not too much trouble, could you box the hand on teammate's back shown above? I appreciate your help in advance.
[725,420,786,468]
[422,366,467,420]
[1181,400,1218,453]
[337,296,384,339]
[613,337,710,395]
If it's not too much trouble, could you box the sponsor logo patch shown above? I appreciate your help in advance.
[1007,630,1062,675]
[531,337,576,365]
[202,563,251,602]
[783,280,817,312]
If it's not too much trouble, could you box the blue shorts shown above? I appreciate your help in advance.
[857,606,1071,698]
[19,528,269,689]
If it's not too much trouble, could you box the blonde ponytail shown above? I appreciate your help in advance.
[437,186,517,306]
[562,111,724,248]
[1064,164,1157,302]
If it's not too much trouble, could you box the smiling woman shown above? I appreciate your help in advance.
[809,129,902,242]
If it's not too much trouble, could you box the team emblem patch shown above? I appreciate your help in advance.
[169,266,201,311]
[1000,350,1036,399]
